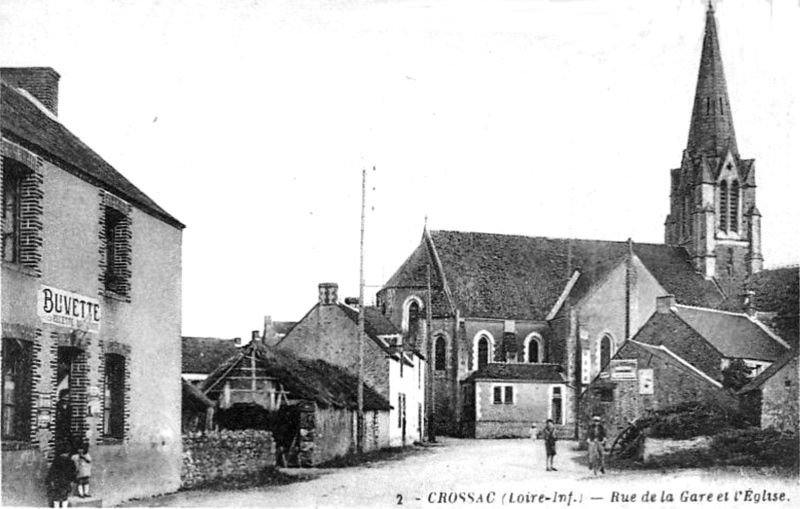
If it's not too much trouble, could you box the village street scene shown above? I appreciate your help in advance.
[1,0,798,508]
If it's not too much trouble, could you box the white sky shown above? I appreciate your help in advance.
[1,0,797,340]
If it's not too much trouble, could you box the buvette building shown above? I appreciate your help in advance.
[1,67,184,506]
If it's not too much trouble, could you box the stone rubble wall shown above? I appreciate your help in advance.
[181,430,275,489]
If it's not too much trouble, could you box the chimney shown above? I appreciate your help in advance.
[233,337,242,347]
[344,297,360,308]
[318,282,338,306]
[251,330,261,343]
[656,295,677,314]
[1,67,61,116]
[743,290,757,317]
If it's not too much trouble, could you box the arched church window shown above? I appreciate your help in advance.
[407,301,420,342]
[719,181,729,231]
[524,334,542,363]
[730,181,739,233]
[434,336,446,371]
[477,337,490,370]
[600,335,613,371]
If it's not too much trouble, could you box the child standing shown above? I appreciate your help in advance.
[71,442,92,498]
[543,419,557,471]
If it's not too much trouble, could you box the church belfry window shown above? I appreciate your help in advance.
[729,181,739,232]
[719,181,729,231]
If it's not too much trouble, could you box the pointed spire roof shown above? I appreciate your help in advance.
[686,2,738,158]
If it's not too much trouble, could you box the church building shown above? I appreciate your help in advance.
[377,4,776,438]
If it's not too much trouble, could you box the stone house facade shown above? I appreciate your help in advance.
[580,339,739,439]
[277,283,426,447]
[739,349,798,433]
[1,68,184,506]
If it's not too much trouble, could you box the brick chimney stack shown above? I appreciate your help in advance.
[743,290,757,317]
[1,67,61,116]
[318,283,338,306]
[656,295,677,314]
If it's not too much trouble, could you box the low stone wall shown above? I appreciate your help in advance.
[642,436,711,463]
[181,430,275,489]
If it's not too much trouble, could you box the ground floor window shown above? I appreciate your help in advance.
[104,354,125,439]
[2,338,32,441]
[493,385,514,405]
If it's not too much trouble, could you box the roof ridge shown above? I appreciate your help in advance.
[430,229,672,248]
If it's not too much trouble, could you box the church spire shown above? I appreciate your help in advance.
[686,2,738,158]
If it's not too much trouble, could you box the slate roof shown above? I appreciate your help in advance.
[384,230,723,321]
[463,363,566,383]
[623,340,722,388]
[674,305,789,362]
[182,337,240,374]
[629,309,723,380]
[738,348,799,394]
[201,341,391,411]
[0,77,183,229]
[719,267,799,344]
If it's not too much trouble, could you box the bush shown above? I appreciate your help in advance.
[637,428,798,475]
[648,401,749,440]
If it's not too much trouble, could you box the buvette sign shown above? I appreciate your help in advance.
[37,285,101,332]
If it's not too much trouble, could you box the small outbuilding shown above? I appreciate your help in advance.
[200,339,391,466]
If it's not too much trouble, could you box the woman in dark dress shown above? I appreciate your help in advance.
[47,443,76,507]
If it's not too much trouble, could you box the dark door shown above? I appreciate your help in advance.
[55,347,77,449]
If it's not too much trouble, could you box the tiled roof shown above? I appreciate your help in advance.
[738,348,799,394]
[384,230,723,320]
[463,363,566,383]
[0,78,183,229]
[182,336,240,374]
[201,341,391,411]
[674,305,789,362]
[337,304,415,365]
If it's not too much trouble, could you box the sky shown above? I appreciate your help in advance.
[1,0,798,340]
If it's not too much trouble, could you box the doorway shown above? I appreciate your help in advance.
[55,347,79,449]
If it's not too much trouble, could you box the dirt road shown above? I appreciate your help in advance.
[119,438,798,508]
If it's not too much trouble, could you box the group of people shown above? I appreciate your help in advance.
[531,415,607,475]
[46,439,92,507]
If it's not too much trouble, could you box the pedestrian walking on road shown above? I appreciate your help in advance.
[587,415,606,475]
[543,419,557,471]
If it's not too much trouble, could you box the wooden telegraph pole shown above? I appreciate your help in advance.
[357,167,366,454]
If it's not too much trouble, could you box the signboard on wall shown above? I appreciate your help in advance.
[639,369,654,394]
[610,359,637,381]
[37,285,101,332]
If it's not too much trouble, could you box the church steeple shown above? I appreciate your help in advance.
[686,2,738,158]
[665,3,762,297]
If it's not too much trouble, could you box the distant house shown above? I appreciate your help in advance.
[201,339,391,465]
[277,283,426,447]
[182,336,240,385]
[461,363,569,438]
[580,340,738,437]
[262,317,297,346]
[739,349,799,433]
